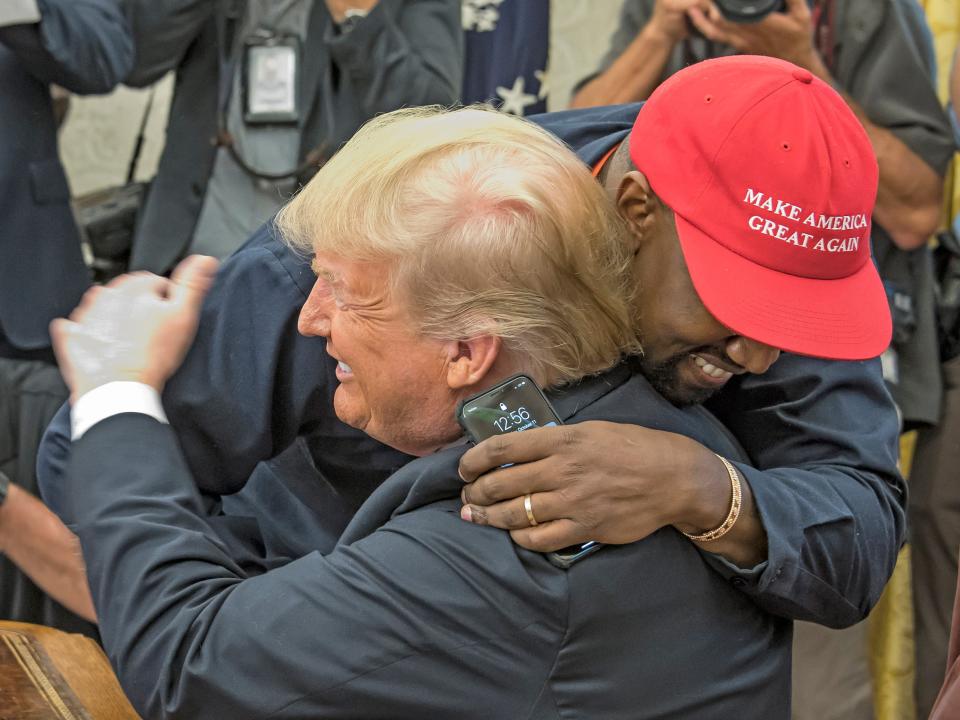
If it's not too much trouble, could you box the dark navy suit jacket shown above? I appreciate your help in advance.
[68,365,791,719]
[0,0,132,352]
[40,105,906,627]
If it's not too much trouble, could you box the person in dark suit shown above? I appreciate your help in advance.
[0,0,132,359]
[0,0,131,633]
[52,105,800,719]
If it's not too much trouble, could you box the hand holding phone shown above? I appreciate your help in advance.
[456,375,602,568]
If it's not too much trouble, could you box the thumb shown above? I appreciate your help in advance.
[168,255,219,312]
[49,318,74,364]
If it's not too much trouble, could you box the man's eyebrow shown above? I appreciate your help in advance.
[310,259,341,285]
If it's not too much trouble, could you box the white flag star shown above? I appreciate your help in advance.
[534,69,550,101]
[496,76,537,116]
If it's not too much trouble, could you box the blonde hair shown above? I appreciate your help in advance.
[276,106,640,385]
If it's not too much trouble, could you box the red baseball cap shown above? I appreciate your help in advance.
[631,55,891,360]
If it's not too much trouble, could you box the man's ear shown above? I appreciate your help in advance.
[616,170,660,251]
[445,335,502,391]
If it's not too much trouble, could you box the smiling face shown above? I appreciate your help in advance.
[297,254,466,456]
[603,161,782,406]
[631,207,782,406]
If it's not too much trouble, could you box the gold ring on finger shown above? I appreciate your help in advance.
[523,494,539,527]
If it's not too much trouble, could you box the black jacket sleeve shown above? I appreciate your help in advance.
[69,415,564,720]
[704,354,907,627]
[119,0,213,88]
[0,0,133,93]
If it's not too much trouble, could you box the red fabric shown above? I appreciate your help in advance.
[630,55,890,360]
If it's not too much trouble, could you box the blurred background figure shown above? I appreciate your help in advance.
[0,0,131,635]
[120,0,462,276]
[911,0,960,717]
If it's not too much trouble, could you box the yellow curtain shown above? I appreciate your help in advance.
[868,434,917,720]
[922,0,960,223]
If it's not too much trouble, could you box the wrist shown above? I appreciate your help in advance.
[642,16,683,47]
[671,442,734,535]
[71,375,163,406]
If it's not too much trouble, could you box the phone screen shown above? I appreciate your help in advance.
[457,374,561,443]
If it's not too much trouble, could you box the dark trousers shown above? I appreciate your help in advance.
[0,357,96,636]
[911,353,960,718]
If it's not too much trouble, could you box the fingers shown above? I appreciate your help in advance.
[509,520,590,554]
[69,286,104,323]
[460,491,590,554]
[48,318,74,366]
[169,255,219,312]
[458,424,577,482]
[460,459,563,505]
[686,5,723,41]
[461,490,566,531]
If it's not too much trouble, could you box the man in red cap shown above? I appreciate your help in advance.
[460,54,903,621]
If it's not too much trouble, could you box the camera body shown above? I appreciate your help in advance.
[714,0,786,23]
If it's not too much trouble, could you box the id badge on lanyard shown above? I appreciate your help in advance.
[242,33,301,124]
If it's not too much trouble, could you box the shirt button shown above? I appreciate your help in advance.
[731,577,747,588]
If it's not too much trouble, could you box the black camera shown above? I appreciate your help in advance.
[714,0,785,23]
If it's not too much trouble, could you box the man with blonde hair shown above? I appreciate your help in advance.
[50,106,790,718]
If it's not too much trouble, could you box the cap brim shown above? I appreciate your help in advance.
[674,214,892,360]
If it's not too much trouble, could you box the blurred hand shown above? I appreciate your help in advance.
[457,421,729,552]
[648,0,713,44]
[689,0,823,73]
[51,255,219,403]
[325,0,380,23]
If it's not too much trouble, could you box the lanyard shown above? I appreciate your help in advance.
[213,0,328,182]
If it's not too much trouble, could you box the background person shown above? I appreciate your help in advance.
[120,0,462,274]
[0,0,131,636]
[912,12,960,715]
[568,5,954,717]
[572,0,951,413]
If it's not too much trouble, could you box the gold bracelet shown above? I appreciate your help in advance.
[681,454,742,543]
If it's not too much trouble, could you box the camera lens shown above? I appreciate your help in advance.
[713,0,785,23]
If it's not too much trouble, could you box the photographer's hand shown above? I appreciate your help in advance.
[689,0,822,73]
[571,0,710,107]
[51,255,219,403]
[689,0,944,250]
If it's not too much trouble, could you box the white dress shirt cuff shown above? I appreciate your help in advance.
[71,381,169,441]
[0,0,41,27]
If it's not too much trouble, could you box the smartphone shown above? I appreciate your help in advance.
[456,374,603,568]
[456,373,561,443]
